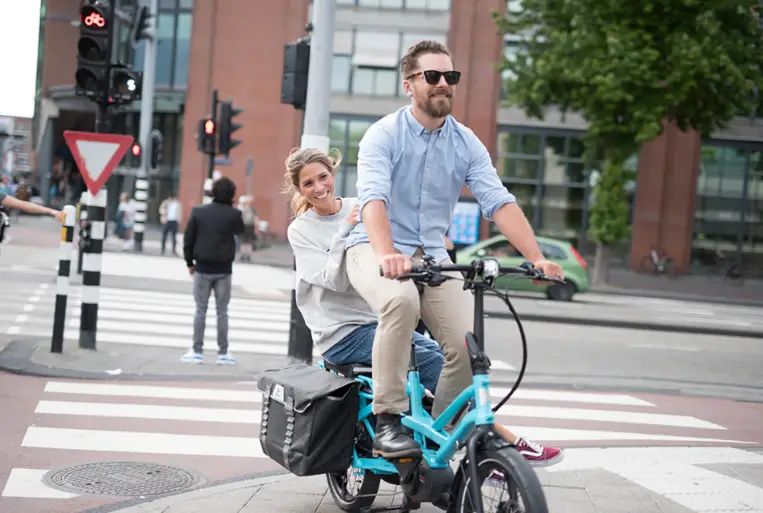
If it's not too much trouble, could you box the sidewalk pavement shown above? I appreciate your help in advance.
[81,447,763,513]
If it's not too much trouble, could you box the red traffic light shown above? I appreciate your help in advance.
[131,144,141,156]
[204,120,215,134]
[81,6,107,29]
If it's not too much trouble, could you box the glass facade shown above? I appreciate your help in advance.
[331,29,448,97]
[132,0,192,88]
[329,116,381,197]
[692,141,763,276]
[494,127,599,252]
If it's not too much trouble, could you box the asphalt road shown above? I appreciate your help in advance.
[483,316,763,401]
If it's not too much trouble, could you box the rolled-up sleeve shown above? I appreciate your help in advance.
[465,132,516,220]
[0,191,6,205]
[356,124,394,216]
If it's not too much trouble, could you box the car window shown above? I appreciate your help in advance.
[483,240,521,258]
[539,242,567,261]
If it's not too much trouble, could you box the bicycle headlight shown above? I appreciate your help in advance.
[483,258,500,278]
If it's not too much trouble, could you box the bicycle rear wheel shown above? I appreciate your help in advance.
[455,446,548,513]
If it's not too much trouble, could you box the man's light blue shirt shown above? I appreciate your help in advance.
[346,106,516,263]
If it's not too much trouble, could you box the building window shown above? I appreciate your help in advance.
[494,128,598,252]
[331,29,447,97]
[132,2,192,89]
[692,143,763,276]
[337,0,450,9]
[328,116,381,196]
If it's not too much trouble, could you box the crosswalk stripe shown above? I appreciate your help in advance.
[44,381,259,402]
[22,426,265,458]
[494,426,751,444]
[68,308,291,327]
[36,400,260,424]
[66,318,287,337]
[77,287,290,308]
[36,399,720,430]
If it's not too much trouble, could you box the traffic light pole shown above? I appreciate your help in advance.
[287,0,336,365]
[203,89,219,204]
[133,0,158,252]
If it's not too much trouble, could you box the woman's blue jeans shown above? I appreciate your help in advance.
[323,322,444,394]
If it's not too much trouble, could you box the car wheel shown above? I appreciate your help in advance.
[547,281,576,301]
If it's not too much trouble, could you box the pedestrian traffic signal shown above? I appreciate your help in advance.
[110,65,142,104]
[149,130,164,170]
[131,143,141,156]
[218,100,243,156]
[197,117,216,155]
[75,1,112,99]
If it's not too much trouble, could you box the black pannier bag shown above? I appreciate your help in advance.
[257,363,360,476]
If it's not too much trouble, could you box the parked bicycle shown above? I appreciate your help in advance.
[640,247,676,277]
[318,257,560,513]
[708,249,745,285]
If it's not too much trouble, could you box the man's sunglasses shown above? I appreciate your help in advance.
[407,70,461,86]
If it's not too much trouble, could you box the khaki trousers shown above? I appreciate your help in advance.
[346,243,474,417]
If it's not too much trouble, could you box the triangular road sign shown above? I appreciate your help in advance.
[63,131,134,196]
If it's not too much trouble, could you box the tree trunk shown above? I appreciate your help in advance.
[592,242,610,286]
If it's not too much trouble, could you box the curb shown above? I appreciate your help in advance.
[589,286,763,308]
[79,470,293,513]
[0,339,283,382]
[485,310,763,339]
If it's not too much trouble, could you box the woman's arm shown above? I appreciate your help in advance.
[1,195,64,222]
[288,204,359,292]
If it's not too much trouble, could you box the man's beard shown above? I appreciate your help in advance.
[417,88,453,118]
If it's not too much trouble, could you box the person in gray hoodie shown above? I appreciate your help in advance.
[283,147,564,468]
[285,147,445,393]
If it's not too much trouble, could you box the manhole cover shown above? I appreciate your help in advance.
[44,462,201,497]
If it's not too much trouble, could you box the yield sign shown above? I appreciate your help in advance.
[63,131,134,196]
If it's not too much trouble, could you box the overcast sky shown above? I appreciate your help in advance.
[0,0,42,119]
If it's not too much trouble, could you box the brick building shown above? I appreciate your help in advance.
[34,0,763,275]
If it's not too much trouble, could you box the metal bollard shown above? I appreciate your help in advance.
[51,205,77,353]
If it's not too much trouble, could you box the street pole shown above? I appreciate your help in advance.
[246,156,254,196]
[51,205,77,353]
[287,0,336,365]
[133,0,158,252]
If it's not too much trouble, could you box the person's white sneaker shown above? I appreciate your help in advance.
[181,349,202,364]
[216,353,237,365]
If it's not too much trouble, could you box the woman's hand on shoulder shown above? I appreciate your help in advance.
[345,203,360,226]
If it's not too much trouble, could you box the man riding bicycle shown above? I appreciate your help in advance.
[345,40,565,462]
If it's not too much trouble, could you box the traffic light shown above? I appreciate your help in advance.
[149,130,164,170]
[110,65,142,104]
[218,100,243,156]
[131,143,141,157]
[75,1,112,99]
[197,118,216,155]
[281,39,310,109]
[130,5,154,47]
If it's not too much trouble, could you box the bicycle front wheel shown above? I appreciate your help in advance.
[455,446,548,513]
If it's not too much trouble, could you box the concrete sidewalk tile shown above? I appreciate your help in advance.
[578,469,695,513]
[239,494,327,513]
[255,474,328,496]
[163,487,261,513]
[543,484,598,513]
[704,462,763,487]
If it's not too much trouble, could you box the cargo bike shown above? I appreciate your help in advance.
[258,256,562,513]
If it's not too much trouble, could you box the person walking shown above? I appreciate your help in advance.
[181,177,245,365]
[159,192,182,255]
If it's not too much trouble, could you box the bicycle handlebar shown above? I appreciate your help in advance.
[378,257,566,286]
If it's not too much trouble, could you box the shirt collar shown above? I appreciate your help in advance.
[404,105,450,137]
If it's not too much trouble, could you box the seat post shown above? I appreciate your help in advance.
[408,339,418,371]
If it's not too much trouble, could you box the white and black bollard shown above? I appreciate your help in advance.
[132,178,149,251]
[51,205,77,353]
[202,177,213,204]
[79,188,107,350]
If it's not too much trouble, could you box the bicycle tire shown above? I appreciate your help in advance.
[455,446,548,513]
[663,258,678,279]
[326,467,381,512]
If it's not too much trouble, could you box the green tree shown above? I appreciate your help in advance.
[492,0,763,283]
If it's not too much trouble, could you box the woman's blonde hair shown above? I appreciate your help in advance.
[283,147,343,216]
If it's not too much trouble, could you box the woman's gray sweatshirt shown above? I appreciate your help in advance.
[286,197,378,354]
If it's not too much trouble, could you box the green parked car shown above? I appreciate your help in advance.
[455,234,590,301]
